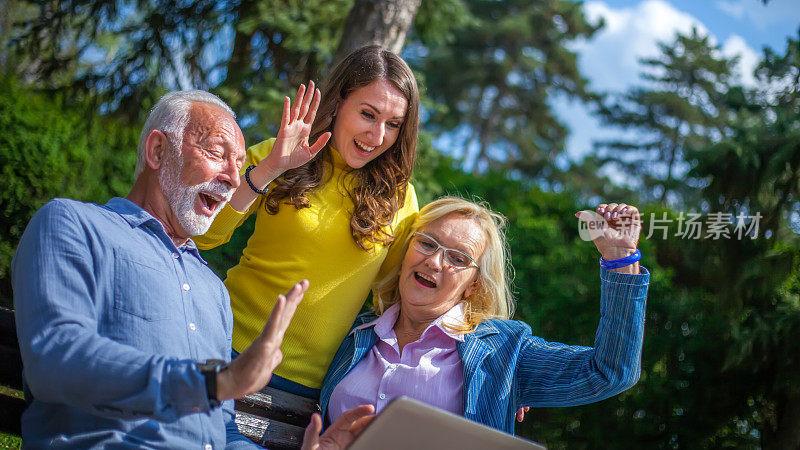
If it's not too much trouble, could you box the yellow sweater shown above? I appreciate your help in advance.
[195,139,418,388]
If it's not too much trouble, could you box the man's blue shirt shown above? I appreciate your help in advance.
[12,197,239,448]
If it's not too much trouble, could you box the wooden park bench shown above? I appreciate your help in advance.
[0,307,25,439]
[0,307,315,450]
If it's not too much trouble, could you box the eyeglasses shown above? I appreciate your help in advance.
[411,232,480,269]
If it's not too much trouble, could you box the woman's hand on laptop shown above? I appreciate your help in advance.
[302,404,375,450]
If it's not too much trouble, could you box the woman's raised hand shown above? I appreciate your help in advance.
[226,82,332,213]
[264,80,332,174]
[576,202,642,263]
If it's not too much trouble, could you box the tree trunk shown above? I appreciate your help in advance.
[332,0,421,63]
[763,394,800,450]
[219,0,257,95]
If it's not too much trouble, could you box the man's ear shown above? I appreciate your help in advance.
[144,130,170,170]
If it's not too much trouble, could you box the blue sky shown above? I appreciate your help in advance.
[553,0,800,162]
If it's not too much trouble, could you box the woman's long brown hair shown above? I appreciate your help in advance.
[264,45,420,250]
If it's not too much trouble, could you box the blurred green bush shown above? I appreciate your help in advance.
[0,76,139,306]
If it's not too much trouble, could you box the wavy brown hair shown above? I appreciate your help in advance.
[264,45,420,250]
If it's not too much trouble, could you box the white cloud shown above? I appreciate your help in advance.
[715,0,745,20]
[576,0,709,92]
[559,0,763,160]
[721,34,761,87]
[716,0,800,30]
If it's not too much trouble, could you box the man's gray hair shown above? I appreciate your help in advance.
[135,90,236,177]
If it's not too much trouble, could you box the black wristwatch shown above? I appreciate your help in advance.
[196,359,227,408]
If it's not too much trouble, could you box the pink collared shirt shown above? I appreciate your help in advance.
[327,303,466,422]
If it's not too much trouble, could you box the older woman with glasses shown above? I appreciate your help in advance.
[318,197,650,435]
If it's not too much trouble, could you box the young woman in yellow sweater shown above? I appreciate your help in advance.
[194,46,420,401]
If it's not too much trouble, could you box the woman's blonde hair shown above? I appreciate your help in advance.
[373,196,515,333]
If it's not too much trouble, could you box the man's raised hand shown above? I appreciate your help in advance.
[216,280,308,401]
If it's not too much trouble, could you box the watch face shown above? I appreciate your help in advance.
[199,359,227,371]
[198,360,226,408]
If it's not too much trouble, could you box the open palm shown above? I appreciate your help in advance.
[267,80,332,172]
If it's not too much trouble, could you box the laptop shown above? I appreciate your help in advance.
[348,397,547,450]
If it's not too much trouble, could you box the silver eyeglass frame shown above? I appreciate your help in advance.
[411,232,480,269]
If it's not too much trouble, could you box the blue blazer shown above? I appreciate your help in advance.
[320,268,650,434]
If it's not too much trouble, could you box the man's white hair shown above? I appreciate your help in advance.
[135,90,236,177]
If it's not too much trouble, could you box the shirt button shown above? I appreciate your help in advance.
[182,283,190,291]
[172,252,180,259]
[379,393,386,400]
[189,323,196,331]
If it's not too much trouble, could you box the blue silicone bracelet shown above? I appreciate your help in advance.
[599,249,641,270]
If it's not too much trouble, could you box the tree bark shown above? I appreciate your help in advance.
[332,0,421,63]
[764,393,800,450]
[219,0,257,94]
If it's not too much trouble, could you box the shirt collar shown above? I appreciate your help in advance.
[430,302,467,342]
[105,197,156,228]
[352,302,467,342]
[328,145,350,170]
[103,197,206,263]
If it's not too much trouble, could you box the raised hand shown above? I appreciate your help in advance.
[216,280,308,401]
[576,203,642,269]
[264,80,332,174]
[226,82,332,213]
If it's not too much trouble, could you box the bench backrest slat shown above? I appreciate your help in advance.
[0,308,22,390]
[0,308,23,436]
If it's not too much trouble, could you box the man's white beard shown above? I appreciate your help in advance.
[159,150,233,236]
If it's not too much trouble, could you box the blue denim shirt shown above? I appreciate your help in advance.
[12,197,253,449]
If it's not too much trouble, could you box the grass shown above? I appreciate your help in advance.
[0,387,21,399]
[0,433,21,449]
[0,385,22,449]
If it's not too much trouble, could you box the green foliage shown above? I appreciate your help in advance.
[419,0,601,178]
[411,29,800,445]
[589,28,800,447]
[216,0,353,140]
[411,0,473,47]
[6,0,601,184]
[0,75,138,305]
[0,432,21,449]
[415,164,780,448]
[595,29,738,205]
[690,31,800,448]
[1,1,799,447]
[692,31,800,235]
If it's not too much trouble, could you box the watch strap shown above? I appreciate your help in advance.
[197,359,227,409]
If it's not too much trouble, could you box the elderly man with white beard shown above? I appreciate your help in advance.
[12,90,373,449]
